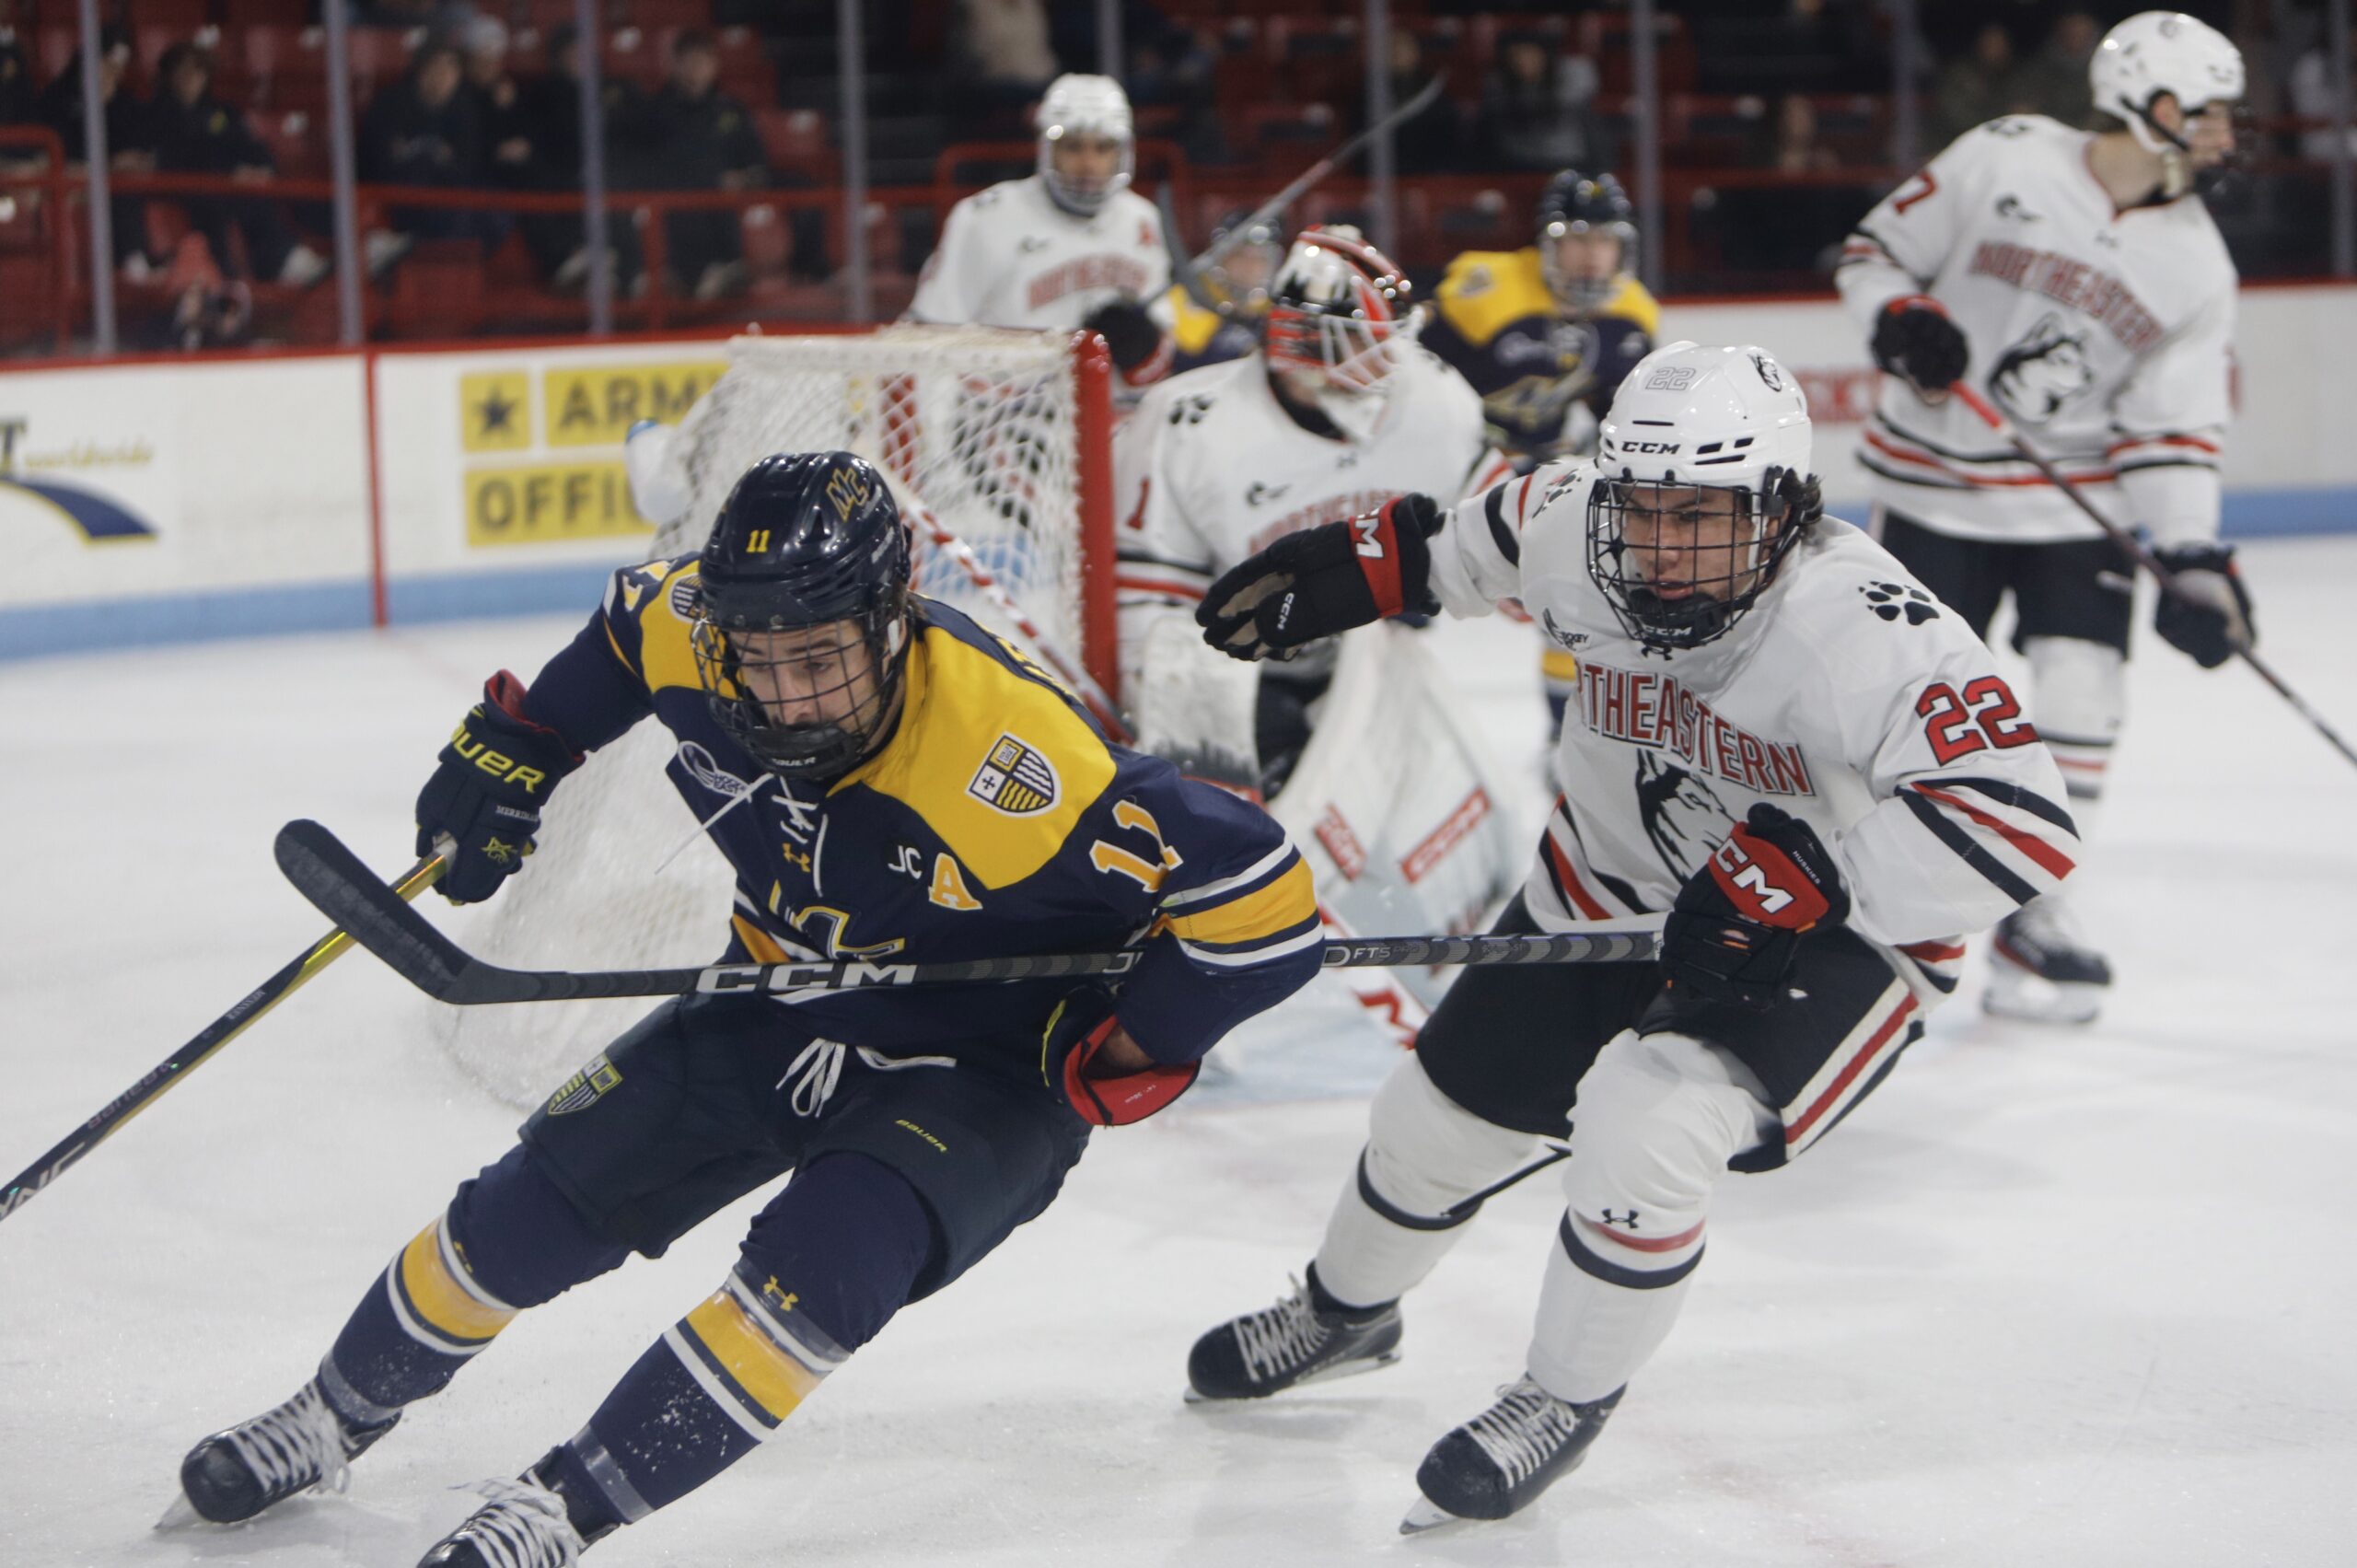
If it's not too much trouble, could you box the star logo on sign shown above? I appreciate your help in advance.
[474,386,519,439]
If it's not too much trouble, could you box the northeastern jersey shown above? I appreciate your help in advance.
[1422,247,1658,462]
[1430,465,2081,1004]
[514,562,1321,1068]
[911,175,1171,331]
[1110,347,1492,685]
[1838,115,2235,546]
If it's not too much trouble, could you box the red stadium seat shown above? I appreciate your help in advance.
[224,0,310,28]
[248,108,327,181]
[754,108,835,182]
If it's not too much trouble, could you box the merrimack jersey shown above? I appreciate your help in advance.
[910,175,1171,331]
[1165,284,1258,374]
[1422,247,1657,462]
[1109,346,1492,687]
[1838,115,2235,545]
[1429,464,2081,1004]
[513,561,1322,1070]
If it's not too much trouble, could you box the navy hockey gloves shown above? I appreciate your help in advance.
[1042,986,1200,1127]
[1662,804,1850,1010]
[415,672,581,904]
[1871,296,1969,399]
[2152,542,2256,668]
[1197,494,1442,661]
[1083,296,1167,380]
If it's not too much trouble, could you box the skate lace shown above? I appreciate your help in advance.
[220,1382,354,1500]
[1461,1378,1585,1487]
[445,1475,586,1568]
[1233,1280,1325,1383]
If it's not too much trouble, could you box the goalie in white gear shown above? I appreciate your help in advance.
[909,74,1174,388]
[1182,343,2079,1530]
[1114,226,1518,1016]
[1838,10,2254,1025]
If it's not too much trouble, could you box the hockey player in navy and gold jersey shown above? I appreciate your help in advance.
[1422,170,1660,744]
[170,452,1322,1566]
[1164,211,1286,375]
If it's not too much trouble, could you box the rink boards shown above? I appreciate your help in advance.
[3,288,2354,659]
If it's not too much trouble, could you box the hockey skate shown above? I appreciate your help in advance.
[1401,1376,1623,1532]
[164,1376,398,1526]
[418,1470,603,1568]
[1184,1267,1401,1402]
[1984,891,2112,1025]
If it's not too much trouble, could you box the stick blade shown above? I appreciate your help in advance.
[274,820,467,1000]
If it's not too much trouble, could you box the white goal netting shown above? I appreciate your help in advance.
[435,326,1114,1109]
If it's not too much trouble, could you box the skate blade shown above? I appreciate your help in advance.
[1980,979,2104,1026]
[1399,1496,1467,1535]
[155,1492,201,1530]
[1181,1349,1401,1404]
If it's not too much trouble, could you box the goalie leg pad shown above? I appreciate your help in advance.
[1312,1053,1542,1310]
[1527,1029,1775,1403]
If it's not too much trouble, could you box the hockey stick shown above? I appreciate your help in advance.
[277,819,1663,1007]
[0,855,443,1225]
[1950,381,2357,770]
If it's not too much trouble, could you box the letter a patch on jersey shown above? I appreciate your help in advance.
[969,734,1060,816]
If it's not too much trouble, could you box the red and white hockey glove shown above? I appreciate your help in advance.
[1196,494,1441,661]
[1662,804,1850,1010]
[1041,986,1200,1127]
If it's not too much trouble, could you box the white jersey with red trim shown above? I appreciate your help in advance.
[1432,462,2081,1004]
[1110,346,1494,687]
[1837,115,2235,546]
[909,175,1171,331]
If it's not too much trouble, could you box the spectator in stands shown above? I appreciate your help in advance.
[358,36,484,278]
[0,29,35,132]
[1375,28,1464,174]
[956,0,1059,134]
[457,16,524,254]
[1475,32,1608,173]
[1752,91,1840,174]
[515,20,644,291]
[1122,10,1216,158]
[2013,10,2103,129]
[36,27,155,278]
[2291,27,2357,162]
[148,43,328,288]
[1932,22,2021,149]
[630,29,768,301]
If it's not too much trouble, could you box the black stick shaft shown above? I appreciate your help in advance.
[1952,383,2357,771]
[0,857,442,1225]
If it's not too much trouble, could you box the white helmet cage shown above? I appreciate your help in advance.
[2090,12,2246,173]
[1037,74,1135,216]
[1588,342,1819,650]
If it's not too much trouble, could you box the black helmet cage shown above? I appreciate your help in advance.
[1585,466,1818,652]
[691,589,911,780]
[1538,170,1638,312]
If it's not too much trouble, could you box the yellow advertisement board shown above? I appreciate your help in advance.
[465,460,656,547]
[543,360,727,448]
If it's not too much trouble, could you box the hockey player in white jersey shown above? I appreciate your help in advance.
[909,73,1173,388]
[1838,11,2254,1024]
[1180,343,2080,1530]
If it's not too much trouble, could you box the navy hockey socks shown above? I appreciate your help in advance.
[326,1144,629,1411]
[554,1154,935,1518]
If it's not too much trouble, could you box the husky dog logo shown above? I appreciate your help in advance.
[545,1055,622,1116]
[1750,352,1785,392]
[1991,313,2096,424]
[1635,751,1735,879]
[968,734,1060,815]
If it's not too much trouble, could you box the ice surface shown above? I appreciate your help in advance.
[3,539,2353,1566]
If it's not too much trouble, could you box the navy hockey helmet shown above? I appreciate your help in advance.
[692,451,913,778]
[1537,169,1637,313]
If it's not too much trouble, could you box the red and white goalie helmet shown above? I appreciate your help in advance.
[1261,226,1417,399]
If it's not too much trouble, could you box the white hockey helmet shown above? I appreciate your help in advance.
[1589,343,1819,650]
[1036,74,1134,216]
[2091,12,2245,157]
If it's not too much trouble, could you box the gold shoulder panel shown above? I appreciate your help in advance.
[1600,273,1662,334]
[1436,249,1555,347]
[626,559,708,696]
[1167,285,1225,355]
[835,626,1116,889]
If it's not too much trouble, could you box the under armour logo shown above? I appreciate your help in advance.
[1599,1208,1641,1229]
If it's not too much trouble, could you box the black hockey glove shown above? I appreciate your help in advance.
[1871,296,1969,399]
[1041,985,1200,1127]
[414,671,581,904]
[1196,494,1442,662]
[1662,804,1851,1010]
[1083,297,1167,377]
[2151,541,2255,669]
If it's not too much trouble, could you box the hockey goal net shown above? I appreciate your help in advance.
[434,325,1118,1109]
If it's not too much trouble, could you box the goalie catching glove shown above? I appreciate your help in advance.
[1196,494,1442,661]
[1661,804,1850,1010]
[414,672,582,903]
[1041,985,1200,1126]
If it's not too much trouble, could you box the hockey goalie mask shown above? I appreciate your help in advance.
[1263,227,1417,442]
[1587,343,1818,653]
[1037,74,1135,217]
[1538,168,1638,313]
[2091,12,2247,199]
[692,451,914,780]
